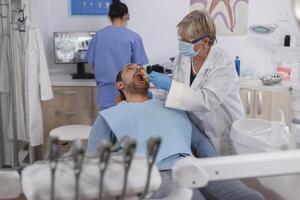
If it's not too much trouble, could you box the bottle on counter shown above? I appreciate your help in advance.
[235,56,240,76]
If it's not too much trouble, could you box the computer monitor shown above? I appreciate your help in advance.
[54,31,96,79]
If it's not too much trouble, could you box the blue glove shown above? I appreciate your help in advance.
[149,71,172,91]
[147,90,153,99]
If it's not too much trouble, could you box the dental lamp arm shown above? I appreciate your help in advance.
[163,150,300,200]
[72,140,85,200]
[120,138,137,200]
[46,136,60,200]
[140,137,161,199]
[97,140,112,200]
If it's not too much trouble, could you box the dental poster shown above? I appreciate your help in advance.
[71,0,112,15]
[190,0,249,36]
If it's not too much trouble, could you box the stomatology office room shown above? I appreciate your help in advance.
[1,0,300,199]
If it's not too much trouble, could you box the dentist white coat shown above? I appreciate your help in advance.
[5,21,53,146]
[165,45,244,155]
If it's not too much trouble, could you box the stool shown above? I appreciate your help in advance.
[49,125,92,154]
[0,170,21,199]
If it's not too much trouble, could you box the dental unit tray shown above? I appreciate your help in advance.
[21,155,161,200]
[260,73,283,86]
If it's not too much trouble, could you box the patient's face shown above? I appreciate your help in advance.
[120,64,150,95]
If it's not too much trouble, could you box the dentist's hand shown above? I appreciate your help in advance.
[147,90,153,99]
[149,71,172,91]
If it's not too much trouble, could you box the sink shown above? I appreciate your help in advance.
[233,119,272,136]
[230,119,273,153]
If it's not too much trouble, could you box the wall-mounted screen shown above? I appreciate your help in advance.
[54,31,95,64]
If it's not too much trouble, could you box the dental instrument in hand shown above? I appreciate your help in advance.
[47,136,60,200]
[97,140,112,200]
[139,137,161,199]
[72,140,85,200]
[120,138,137,200]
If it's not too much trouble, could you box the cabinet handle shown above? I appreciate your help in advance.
[54,90,77,95]
[258,91,263,115]
[55,111,77,116]
[247,91,251,115]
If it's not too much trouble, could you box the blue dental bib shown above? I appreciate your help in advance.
[100,99,192,164]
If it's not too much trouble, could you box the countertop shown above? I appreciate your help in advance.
[50,73,297,91]
[50,73,96,87]
[237,79,295,92]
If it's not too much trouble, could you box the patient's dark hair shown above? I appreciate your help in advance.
[116,70,126,101]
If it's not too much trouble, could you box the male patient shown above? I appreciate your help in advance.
[87,64,264,200]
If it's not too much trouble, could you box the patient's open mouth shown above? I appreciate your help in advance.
[133,72,148,84]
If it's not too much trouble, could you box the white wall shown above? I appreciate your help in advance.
[218,0,300,75]
[29,0,300,75]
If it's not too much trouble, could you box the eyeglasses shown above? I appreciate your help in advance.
[178,35,208,44]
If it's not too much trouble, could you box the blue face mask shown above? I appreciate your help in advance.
[178,41,199,57]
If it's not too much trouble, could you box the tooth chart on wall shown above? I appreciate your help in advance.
[190,0,249,35]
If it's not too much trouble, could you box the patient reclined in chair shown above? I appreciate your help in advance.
[87,64,264,200]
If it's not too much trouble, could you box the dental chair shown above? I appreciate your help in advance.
[161,150,300,200]
[22,137,162,200]
[0,170,21,199]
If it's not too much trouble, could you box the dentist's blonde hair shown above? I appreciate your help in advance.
[177,10,216,45]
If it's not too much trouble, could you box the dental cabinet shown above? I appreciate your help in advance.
[239,80,293,126]
[42,74,98,150]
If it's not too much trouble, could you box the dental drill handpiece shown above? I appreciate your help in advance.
[140,137,161,199]
[72,140,85,200]
[47,136,60,200]
[120,139,137,200]
[97,140,112,200]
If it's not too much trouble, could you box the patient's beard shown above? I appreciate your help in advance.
[125,81,149,96]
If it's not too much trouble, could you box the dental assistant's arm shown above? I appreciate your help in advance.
[166,61,236,112]
[87,114,114,156]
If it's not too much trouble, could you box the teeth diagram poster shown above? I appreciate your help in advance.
[190,0,249,35]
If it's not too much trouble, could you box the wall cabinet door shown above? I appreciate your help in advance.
[269,91,293,126]
[253,90,272,120]
[240,88,255,118]
[240,88,293,126]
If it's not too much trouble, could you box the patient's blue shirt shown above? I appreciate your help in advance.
[87,99,216,169]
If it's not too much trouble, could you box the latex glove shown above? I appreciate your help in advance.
[147,90,153,99]
[149,71,172,91]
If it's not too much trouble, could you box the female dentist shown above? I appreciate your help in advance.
[150,10,244,155]
[85,0,148,110]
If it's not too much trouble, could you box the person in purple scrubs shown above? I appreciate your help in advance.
[85,0,149,110]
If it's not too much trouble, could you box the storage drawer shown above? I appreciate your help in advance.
[47,87,92,108]
[43,107,93,128]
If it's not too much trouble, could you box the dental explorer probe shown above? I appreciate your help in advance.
[72,140,85,200]
[120,139,137,200]
[97,140,112,200]
[139,137,161,199]
[47,136,60,200]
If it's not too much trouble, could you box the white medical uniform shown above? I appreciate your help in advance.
[0,35,13,164]
[5,21,53,146]
[166,45,244,155]
[0,35,9,93]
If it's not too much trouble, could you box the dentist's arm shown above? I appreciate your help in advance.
[166,61,236,112]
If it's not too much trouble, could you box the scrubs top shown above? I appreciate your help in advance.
[85,26,149,109]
